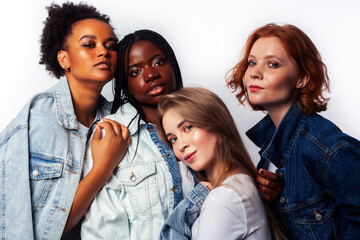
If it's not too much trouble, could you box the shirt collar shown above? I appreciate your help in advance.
[53,79,111,130]
[246,103,306,167]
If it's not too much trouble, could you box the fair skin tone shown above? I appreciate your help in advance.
[61,19,130,234]
[127,40,176,123]
[244,36,309,201]
[163,108,221,185]
[244,36,308,127]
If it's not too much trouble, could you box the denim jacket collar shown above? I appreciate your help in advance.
[54,79,111,130]
[246,103,307,167]
[112,102,148,135]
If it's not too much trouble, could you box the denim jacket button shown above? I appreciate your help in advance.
[277,172,283,178]
[32,169,39,177]
[279,197,286,204]
[130,174,137,182]
[315,213,322,221]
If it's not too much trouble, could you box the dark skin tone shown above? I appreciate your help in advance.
[61,19,130,235]
[127,40,176,123]
[257,169,283,202]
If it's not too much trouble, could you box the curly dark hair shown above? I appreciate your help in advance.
[39,2,114,79]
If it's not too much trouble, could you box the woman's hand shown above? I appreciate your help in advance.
[256,168,283,202]
[90,118,131,182]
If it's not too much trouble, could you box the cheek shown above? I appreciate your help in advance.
[269,72,297,92]
[243,70,251,87]
[173,147,182,160]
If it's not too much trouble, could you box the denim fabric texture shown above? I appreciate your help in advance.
[161,183,209,240]
[81,103,183,240]
[247,103,360,240]
[0,79,111,240]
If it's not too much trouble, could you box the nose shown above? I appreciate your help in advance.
[97,45,110,58]
[249,64,263,80]
[144,66,160,83]
[178,138,189,152]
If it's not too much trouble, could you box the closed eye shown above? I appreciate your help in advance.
[82,42,95,48]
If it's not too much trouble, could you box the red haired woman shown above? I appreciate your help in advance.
[228,23,360,239]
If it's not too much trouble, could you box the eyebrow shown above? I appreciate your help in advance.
[165,120,186,138]
[79,35,118,43]
[248,54,283,62]
[128,53,165,69]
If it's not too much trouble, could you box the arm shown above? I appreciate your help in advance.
[161,183,210,240]
[326,143,360,238]
[0,125,35,239]
[256,168,283,202]
[63,119,130,234]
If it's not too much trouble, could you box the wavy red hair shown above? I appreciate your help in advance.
[227,23,330,115]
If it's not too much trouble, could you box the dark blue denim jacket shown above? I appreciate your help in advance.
[247,103,360,240]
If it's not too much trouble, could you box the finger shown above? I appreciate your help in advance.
[257,174,283,190]
[259,184,279,201]
[259,168,281,181]
[96,121,116,137]
[102,118,122,135]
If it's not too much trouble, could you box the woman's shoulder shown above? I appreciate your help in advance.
[206,174,259,206]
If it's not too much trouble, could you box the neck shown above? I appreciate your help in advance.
[67,78,105,127]
[267,101,295,128]
[141,105,158,124]
[206,161,226,186]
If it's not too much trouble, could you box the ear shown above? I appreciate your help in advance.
[57,50,69,71]
[296,74,310,89]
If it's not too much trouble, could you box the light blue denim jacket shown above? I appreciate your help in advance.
[161,183,209,240]
[81,102,183,240]
[0,79,111,240]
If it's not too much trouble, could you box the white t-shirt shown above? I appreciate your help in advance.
[191,174,271,240]
[178,161,195,198]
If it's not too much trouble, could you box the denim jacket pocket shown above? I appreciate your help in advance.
[29,153,63,219]
[292,196,336,239]
[113,160,160,214]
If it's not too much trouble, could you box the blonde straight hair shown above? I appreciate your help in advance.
[157,87,290,240]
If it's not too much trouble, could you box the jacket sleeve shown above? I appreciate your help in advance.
[325,142,360,239]
[0,121,35,239]
[161,183,209,240]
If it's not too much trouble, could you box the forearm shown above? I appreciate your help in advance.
[63,169,109,235]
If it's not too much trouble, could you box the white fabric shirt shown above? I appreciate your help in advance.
[178,161,195,198]
[191,174,271,240]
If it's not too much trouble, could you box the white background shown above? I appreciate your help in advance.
[1,0,359,163]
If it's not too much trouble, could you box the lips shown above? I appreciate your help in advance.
[146,83,166,96]
[94,61,111,69]
[249,85,263,92]
[184,151,196,163]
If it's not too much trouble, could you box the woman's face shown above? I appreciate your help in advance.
[127,40,176,108]
[61,19,118,86]
[244,36,301,113]
[162,108,218,176]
